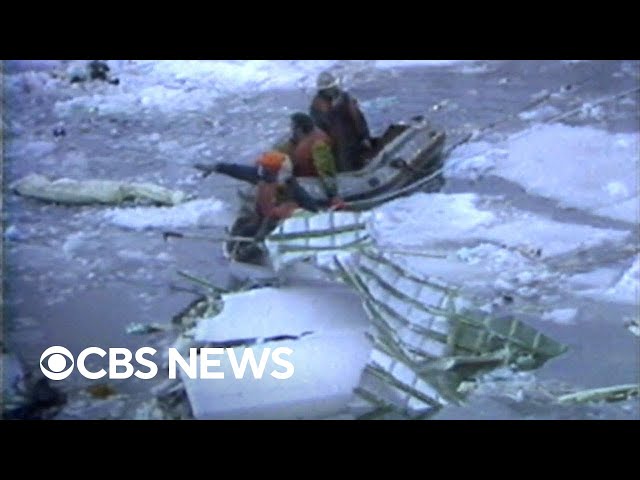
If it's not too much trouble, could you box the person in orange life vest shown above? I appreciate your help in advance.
[227,152,321,245]
[274,113,344,208]
[309,71,373,172]
[254,151,325,221]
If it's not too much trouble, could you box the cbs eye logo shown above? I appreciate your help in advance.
[40,346,75,380]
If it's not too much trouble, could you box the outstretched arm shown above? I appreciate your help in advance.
[286,177,320,213]
[194,163,262,185]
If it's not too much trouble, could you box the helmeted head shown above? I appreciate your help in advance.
[316,71,339,90]
[316,71,341,99]
[257,151,293,182]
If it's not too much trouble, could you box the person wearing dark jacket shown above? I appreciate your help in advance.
[195,113,344,207]
[274,113,343,206]
[309,71,373,172]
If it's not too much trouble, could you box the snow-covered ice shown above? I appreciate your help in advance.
[370,193,631,257]
[444,142,507,181]
[446,124,639,224]
[541,308,579,325]
[605,256,640,305]
[567,267,624,293]
[360,192,634,305]
[498,124,639,223]
[370,193,495,247]
[518,104,561,122]
[47,60,477,117]
[103,198,232,231]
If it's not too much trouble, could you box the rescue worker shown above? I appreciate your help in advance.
[310,71,373,172]
[226,151,319,263]
[195,113,344,207]
[254,151,301,221]
[275,112,343,206]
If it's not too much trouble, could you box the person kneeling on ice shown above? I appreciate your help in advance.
[232,151,321,239]
[227,151,338,263]
[255,151,307,221]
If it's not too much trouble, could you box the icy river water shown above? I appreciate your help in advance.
[2,60,639,419]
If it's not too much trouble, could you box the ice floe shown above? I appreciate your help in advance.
[498,124,639,223]
[605,256,640,305]
[541,308,579,325]
[371,193,631,257]
[42,60,476,117]
[103,198,232,231]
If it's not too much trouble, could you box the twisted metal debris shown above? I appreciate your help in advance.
[265,210,568,419]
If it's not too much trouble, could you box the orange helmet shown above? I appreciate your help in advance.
[257,151,287,172]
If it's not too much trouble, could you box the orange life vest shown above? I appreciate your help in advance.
[291,128,333,177]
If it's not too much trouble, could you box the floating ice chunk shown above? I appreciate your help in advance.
[593,197,639,224]
[515,271,535,285]
[494,124,639,223]
[606,256,640,305]
[117,249,151,262]
[371,193,495,247]
[605,181,629,198]
[568,268,623,291]
[578,104,605,121]
[103,198,231,231]
[62,232,94,257]
[518,104,561,122]
[371,193,630,258]
[444,141,505,181]
[4,225,27,241]
[542,308,578,325]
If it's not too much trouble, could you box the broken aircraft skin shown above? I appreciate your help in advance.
[11,173,189,206]
[169,210,569,420]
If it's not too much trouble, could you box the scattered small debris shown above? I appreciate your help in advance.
[53,126,66,137]
[88,60,110,81]
[624,317,640,337]
[87,383,118,400]
[69,60,120,85]
[558,384,639,404]
[125,322,168,335]
[172,293,222,330]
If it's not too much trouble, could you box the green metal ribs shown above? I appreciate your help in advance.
[264,210,568,419]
